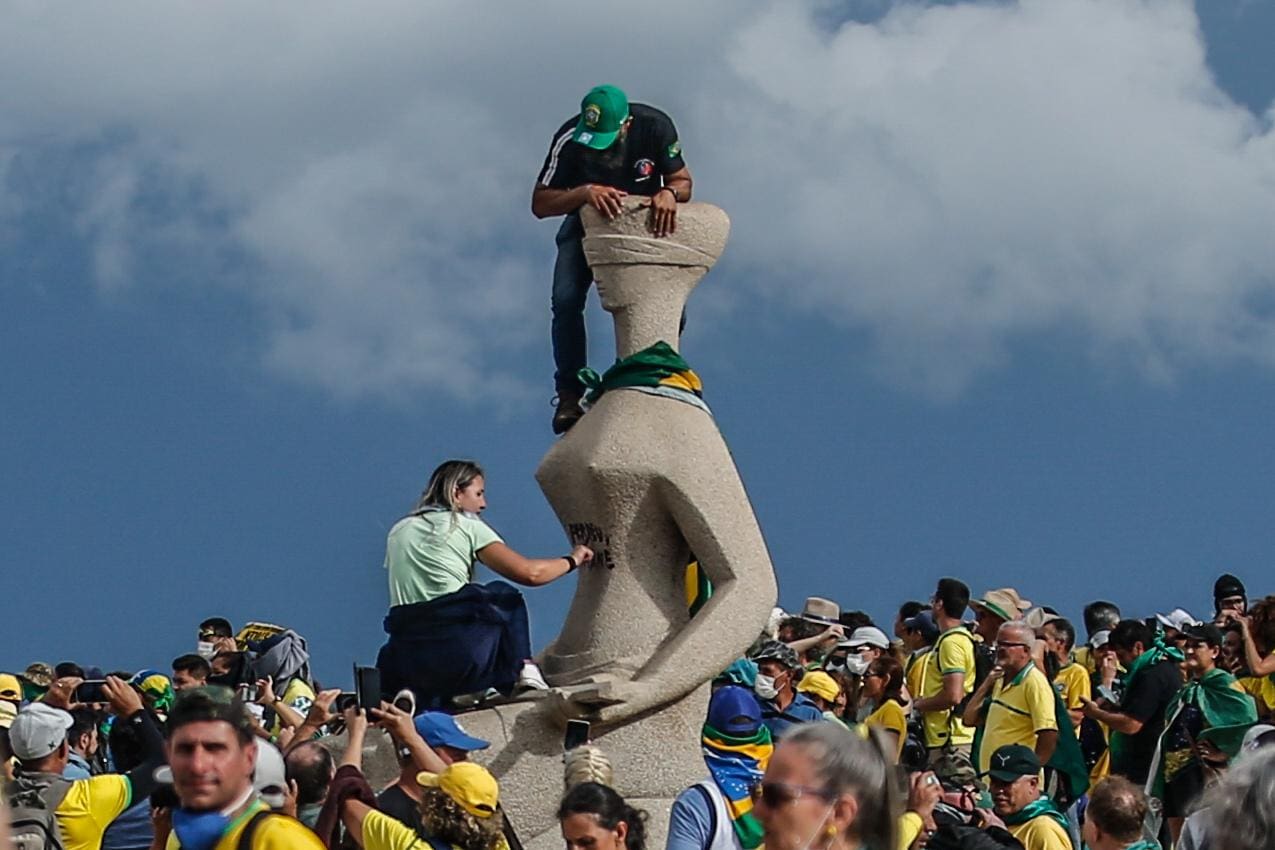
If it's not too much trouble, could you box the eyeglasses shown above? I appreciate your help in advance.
[995,641,1031,650]
[748,781,835,807]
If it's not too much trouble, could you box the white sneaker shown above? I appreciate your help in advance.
[515,661,550,692]
[393,689,416,717]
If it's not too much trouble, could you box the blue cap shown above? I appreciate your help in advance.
[414,712,490,752]
[707,685,762,737]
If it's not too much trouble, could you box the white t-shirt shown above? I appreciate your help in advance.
[384,511,502,606]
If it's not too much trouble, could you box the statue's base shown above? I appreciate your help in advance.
[338,684,710,848]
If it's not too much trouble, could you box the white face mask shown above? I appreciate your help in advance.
[844,653,869,676]
[196,641,217,660]
[754,674,780,700]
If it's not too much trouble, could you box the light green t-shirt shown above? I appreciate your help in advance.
[385,512,502,606]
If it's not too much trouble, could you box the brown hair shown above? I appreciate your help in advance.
[1087,777,1147,843]
[1248,596,1275,655]
[869,655,906,706]
[418,786,505,850]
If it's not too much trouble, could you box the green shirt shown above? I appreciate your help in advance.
[384,512,502,606]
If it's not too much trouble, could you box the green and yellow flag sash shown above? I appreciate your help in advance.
[578,341,703,408]
[702,723,772,850]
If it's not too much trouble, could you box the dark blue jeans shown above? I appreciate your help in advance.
[552,214,592,395]
[377,580,532,706]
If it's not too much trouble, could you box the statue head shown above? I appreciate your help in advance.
[580,200,730,314]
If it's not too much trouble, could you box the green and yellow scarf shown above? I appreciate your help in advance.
[578,341,703,408]
[702,723,772,850]
[1150,666,1256,798]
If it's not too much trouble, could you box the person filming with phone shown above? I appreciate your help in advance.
[4,675,166,850]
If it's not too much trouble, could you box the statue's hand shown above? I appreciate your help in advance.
[547,678,662,725]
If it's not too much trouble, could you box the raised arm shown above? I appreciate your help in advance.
[477,542,593,587]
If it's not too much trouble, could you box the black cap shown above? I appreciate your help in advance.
[1183,623,1225,647]
[1214,573,1246,600]
[985,744,1040,781]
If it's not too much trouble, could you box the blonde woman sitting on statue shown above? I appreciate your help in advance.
[376,459,593,708]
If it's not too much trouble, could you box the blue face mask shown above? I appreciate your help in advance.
[171,808,232,850]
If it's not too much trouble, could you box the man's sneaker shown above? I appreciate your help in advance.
[515,661,550,692]
[392,689,416,717]
[552,392,584,435]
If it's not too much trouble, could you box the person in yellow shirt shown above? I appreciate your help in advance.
[963,622,1059,779]
[1041,619,1091,734]
[342,761,507,850]
[858,657,909,762]
[901,611,939,704]
[164,686,324,850]
[6,676,166,850]
[988,745,1072,850]
[912,578,977,770]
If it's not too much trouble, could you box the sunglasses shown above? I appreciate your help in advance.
[748,781,835,807]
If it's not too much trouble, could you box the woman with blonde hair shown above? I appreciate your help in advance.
[376,459,594,706]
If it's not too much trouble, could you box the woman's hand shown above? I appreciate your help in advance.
[571,544,595,566]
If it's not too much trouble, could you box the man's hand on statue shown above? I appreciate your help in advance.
[571,544,595,567]
[644,189,678,238]
[585,184,626,219]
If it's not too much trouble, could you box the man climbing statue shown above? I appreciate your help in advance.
[532,83,693,434]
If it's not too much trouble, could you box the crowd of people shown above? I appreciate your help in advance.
[7,76,1275,850]
[5,570,1275,850]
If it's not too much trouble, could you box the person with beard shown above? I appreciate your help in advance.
[532,84,693,434]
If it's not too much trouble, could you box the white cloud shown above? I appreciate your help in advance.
[2,0,1273,397]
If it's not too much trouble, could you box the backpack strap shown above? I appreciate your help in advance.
[235,810,277,850]
[691,782,719,843]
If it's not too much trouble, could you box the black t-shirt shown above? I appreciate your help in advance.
[537,103,685,196]
[1112,659,1183,783]
[376,783,423,833]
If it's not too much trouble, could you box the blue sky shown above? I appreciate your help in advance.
[3,0,1274,687]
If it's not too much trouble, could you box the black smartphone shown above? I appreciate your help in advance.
[335,692,359,713]
[563,719,590,751]
[354,665,381,712]
[75,680,107,703]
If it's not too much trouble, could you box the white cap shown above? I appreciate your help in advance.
[9,703,73,761]
[842,626,890,650]
[1090,629,1111,649]
[1156,608,1196,633]
[253,740,288,809]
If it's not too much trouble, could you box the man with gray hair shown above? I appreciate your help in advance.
[962,620,1059,776]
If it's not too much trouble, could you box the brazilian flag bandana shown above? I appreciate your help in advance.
[579,341,704,409]
[702,723,772,850]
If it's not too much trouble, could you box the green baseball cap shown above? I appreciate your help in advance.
[573,85,629,150]
[985,744,1040,782]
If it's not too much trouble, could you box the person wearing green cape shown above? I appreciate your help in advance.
[1081,620,1184,785]
[1149,623,1257,846]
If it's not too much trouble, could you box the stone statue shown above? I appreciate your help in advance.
[346,199,778,849]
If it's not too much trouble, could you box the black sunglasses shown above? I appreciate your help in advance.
[749,781,835,807]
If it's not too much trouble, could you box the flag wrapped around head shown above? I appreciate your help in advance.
[129,670,174,714]
[702,687,773,850]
